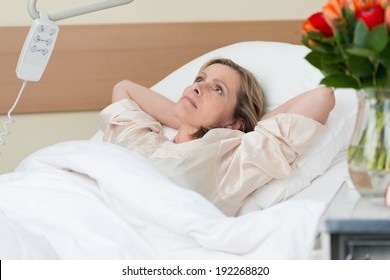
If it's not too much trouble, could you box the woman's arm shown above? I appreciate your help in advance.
[261,87,335,124]
[112,80,181,129]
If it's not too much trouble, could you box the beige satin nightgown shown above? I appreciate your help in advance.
[99,98,324,216]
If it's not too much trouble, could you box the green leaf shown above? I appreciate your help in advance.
[367,24,388,53]
[321,53,344,64]
[379,44,390,69]
[320,74,359,88]
[304,32,335,54]
[360,76,376,88]
[301,36,310,47]
[349,56,374,77]
[374,64,388,87]
[346,47,376,58]
[304,52,322,69]
[343,7,356,28]
[322,63,345,76]
[354,20,369,48]
[308,43,335,54]
[341,8,357,45]
[306,31,324,42]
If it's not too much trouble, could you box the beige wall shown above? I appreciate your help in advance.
[0,0,327,173]
[2,0,327,25]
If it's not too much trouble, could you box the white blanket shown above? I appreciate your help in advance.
[0,141,325,259]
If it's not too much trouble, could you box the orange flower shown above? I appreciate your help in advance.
[378,0,390,5]
[378,0,390,30]
[323,0,344,29]
[322,0,356,29]
[345,0,358,11]
[302,19,313,34]
[301,20,318,45]
[385,5,390,30]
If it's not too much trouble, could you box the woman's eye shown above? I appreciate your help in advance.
[214,86,223,95]
[194,76,203,83]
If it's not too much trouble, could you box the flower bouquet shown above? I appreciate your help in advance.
[301,0,390,195]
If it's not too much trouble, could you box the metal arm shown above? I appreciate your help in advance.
[28,0,135,21]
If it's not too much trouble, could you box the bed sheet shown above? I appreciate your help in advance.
[0,140,326,260]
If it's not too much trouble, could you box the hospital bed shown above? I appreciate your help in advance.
[0,16,357,259]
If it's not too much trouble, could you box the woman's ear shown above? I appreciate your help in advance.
[225,119,244,131]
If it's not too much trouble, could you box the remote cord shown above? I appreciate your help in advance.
[0,80,28,154]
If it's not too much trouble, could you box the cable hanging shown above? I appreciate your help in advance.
[0,80,28,153]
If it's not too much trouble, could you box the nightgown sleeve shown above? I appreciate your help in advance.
[216,113,325,205]
[99,98,166,156]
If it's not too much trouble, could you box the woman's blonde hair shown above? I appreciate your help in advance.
[192,58,265,139]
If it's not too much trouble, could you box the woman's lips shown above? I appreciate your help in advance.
[182,96,197,108]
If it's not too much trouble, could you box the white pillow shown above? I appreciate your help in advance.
[148,41,357,214]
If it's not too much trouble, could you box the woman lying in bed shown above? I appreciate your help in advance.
[99,58,335,216]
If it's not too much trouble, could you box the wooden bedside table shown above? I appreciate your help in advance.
[320,181,390,260]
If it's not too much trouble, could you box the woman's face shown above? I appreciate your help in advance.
[174,63,241,133]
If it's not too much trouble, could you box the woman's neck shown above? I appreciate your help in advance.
[173,128,195,144]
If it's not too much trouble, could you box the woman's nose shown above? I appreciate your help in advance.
[194,81,209,95]
[193,84,202,95]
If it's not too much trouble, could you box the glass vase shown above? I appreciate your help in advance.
[348,88,390,196]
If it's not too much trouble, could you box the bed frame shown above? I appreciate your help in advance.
[0,20,303,114]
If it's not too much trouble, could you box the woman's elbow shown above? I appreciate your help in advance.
[323,87,336,113]
[317,87,335,124]
[112,80,134,103]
